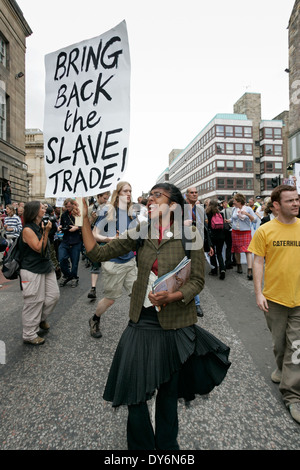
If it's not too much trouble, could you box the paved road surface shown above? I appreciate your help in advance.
[0,258,299,451]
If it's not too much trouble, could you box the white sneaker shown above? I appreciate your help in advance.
[71,278,79,288]
[289,403,300,424]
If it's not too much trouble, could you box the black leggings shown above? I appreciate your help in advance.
[127,371,180,450]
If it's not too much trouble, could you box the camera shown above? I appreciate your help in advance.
[42,215,50,225]
[61,224,71,232]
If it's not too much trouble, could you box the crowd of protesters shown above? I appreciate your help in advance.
[1,183,297,296]
[1,178,300,440]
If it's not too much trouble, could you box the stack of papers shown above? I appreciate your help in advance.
[152,256,191,296]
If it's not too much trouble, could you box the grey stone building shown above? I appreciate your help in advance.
[288,0,300,167]
[0,0,32,205]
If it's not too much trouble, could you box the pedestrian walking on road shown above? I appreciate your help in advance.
[75,183,231,450]
[88,182,137,339]
[249,184,300,424]
[205,200,226,280]
[185,186,205,317]
[86,191,111,300]
[3,204,22,246]
[58,198,82,288]
[19,201,60,345]
[225,192,255,280]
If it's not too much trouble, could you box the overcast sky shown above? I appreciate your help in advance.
[18,0,295,200]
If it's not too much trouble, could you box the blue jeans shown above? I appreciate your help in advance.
[58,241,81,279]
[194,294,200,306]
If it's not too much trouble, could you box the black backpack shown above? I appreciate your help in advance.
[2,234,22,281]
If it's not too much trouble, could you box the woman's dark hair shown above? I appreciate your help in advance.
[206,199,219,215]
[151,183,185,213]
[24,201,41,225]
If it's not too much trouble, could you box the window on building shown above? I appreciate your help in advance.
[289,133,299,162]
[216,143,225,154]
[235,126,243,137]
[225,126,234,137]
[245,161,253,172]
[274,128,282,139]
[246,179,253,189]
[264,128,273,139]
[266,162,273,172]
[217,178,225,189]
[0,35,7,67]
[236,161,243,169]
[244,144,252,155]
[236,179,244,189]
[226,143,234,154]
[216,125,224,136]
[274,162,282,171]
[217,160,225,170]
[227,161,234,171]
[0,85,6,140]
[244,127,252,138]
[265,145,273,155]
[235,143,243,154]
[227,178,234,189]
[274,145,282,156]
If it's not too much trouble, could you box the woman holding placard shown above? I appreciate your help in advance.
[74,183,230,450]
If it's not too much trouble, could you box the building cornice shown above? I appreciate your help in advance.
[6,0,33,37]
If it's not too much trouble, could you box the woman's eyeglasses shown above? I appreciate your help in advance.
[149,191,171,200]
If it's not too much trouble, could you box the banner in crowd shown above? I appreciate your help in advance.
[43,20,130,198]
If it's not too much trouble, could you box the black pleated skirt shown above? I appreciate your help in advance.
[103,306,231,407]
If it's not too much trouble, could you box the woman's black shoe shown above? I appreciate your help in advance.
[196,305,204,317]
[209,270,218,276]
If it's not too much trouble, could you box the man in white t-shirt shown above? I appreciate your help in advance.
[248,185,300,424]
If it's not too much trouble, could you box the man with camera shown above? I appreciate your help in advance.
[58,198,82,287]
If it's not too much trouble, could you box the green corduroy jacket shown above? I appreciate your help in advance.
[87,221,205,330]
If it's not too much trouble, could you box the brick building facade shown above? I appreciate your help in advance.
[167,93,286,202]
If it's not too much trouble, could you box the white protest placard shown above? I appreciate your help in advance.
[55,197,66,207]
[295,163,300,194]
[43,20,130,198]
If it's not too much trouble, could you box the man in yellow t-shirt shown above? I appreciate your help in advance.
[248,185,300,425]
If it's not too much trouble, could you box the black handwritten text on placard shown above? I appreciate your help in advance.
[44,21,130,197]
